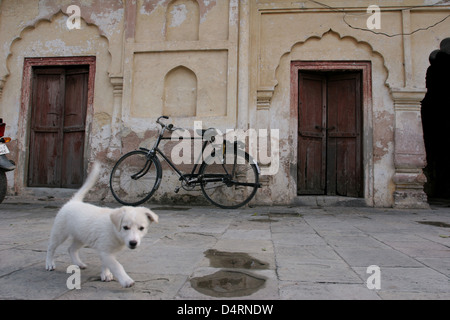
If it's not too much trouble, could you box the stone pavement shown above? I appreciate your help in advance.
[0,197,449,300]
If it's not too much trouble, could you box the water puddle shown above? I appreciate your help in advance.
[204,249,269,269]
[190,250,269,297]
[417,221,450,228]
[190,270,266,298]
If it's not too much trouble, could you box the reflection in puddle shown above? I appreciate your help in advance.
[190,250,269,297]
[190,270,266,298]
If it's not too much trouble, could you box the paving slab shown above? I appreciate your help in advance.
[279,281,381,300]
[0,197,449,300]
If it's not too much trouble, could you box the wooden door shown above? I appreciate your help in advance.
[326,73,362,197]
[297,72,362,197]
[28,66,89,188]
[297,73,327,194]
[61,68,89,188]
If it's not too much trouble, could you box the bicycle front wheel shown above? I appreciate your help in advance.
[199,151,259,209]
[110,150,162,206]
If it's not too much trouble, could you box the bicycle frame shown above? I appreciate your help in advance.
[139,125,214,186]
[138,118,261,189]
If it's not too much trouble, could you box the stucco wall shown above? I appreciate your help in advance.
[0,0,449,207]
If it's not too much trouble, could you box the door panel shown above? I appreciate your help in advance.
[64,69,88,129]
[32,72,64,130]
[297,73,326,194]
[61,131,85,188]
[29,69,65,187]
[29,132,60,187]
[62,68,89,188]
[327,73,362,197]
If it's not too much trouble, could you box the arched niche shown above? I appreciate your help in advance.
[165,0,200,41]
[163,66,198,117]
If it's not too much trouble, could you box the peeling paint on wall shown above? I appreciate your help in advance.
[0,0,447,208]
[140,0,217,20]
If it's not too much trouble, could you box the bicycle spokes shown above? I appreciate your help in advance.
[131,158,153,180]
[110,151,162,206]
[200,153,259,209]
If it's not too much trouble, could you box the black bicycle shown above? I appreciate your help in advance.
[110,116,261,209]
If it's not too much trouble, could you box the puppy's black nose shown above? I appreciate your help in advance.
[129,240,138,248]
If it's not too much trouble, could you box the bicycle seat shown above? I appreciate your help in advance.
[195,128,222,143]
[196,128,219,137]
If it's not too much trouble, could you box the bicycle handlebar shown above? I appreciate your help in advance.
[156,116,170,128]
[155,116,222,144]
[156,116,168,126]
[156,116,178,132]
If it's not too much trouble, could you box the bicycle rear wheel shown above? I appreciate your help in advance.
[199,151,259,209]
[110,150,162,206]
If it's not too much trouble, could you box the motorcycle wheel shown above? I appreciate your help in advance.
[0,170,6,204]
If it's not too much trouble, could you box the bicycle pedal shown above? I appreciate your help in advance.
[174,187,180,194]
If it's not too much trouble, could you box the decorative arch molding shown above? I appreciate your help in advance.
[257,29,390,108]
[2,9,113,84]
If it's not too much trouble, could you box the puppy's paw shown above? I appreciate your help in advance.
[46,260,55,271]
[101,270,114,282]
[120,277,135,288]
[77,263,87,270]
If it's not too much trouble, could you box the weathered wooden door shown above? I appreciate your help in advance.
[298,73,327,194]
[298,72,362,197]
[28,66,88,188]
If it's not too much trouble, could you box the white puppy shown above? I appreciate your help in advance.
[45,162,159,288]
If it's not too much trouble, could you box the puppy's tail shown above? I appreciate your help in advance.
[71,162,101,202]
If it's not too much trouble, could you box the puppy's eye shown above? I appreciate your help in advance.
[123,226,130,230]
[139,226,145,231]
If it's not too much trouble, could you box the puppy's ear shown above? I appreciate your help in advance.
[110,208,125,231]
[146,210,159,224]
